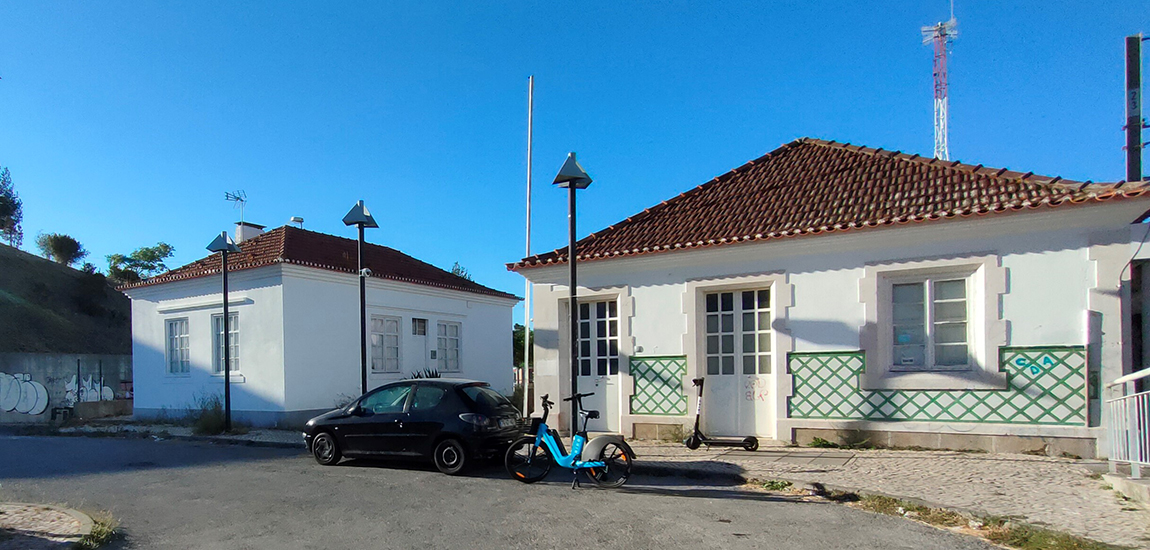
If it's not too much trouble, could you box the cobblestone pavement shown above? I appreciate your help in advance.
[631,441,1150,548]
[0,503,87,550]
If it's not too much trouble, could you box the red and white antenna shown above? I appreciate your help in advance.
[922,3,958,160]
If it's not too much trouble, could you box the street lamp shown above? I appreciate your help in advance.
[553,152,592,436]
[343,200,378,396]
[206,231,241,432]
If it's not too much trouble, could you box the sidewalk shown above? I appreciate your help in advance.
[48,423,1150,548]
[630,440,1150,548]
[0,503,93,550]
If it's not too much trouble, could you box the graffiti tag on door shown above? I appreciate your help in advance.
[745,377,769,402]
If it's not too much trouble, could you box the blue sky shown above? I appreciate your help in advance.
[0,1,1146,319]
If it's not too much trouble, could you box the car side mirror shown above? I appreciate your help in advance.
[357,406,374,417]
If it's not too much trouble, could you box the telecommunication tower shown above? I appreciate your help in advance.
[922,7,958,160]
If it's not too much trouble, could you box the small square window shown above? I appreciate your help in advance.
[412,318,427,336]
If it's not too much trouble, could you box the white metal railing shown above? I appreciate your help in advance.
[1107,368,1150,479]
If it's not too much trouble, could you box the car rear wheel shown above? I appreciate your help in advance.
[433,438,468,475]
[311,432,341,466]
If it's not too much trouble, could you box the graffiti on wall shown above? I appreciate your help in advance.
[745,377,769,402]
[0,372,50,415]
[64,375,115,406]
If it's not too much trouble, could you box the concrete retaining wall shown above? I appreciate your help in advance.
[0,353,131,424]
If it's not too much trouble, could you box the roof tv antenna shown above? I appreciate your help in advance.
[225,190,248,224]
[922,0,958,160]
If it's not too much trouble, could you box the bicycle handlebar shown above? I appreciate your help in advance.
[562,392,595,402]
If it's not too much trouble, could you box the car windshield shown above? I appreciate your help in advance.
[461,385,510,411]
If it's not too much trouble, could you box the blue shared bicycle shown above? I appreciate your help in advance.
[504,392,635,488]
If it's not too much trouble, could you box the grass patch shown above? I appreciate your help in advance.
[856,495,1130,550]
[190,393,249,435]
[762,479,792,491]
[74,511,119,549]
[985,523,1129,550]
[808,437,840,448]
[858,495,966,527]
[1086,472,1103,480]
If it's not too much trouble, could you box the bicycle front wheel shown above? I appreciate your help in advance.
[505,437,551,483]
[585,441,633,488]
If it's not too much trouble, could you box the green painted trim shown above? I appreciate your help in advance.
[629,355,689,416]
[786,346,1087,426]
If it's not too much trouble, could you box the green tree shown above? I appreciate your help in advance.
[106,242,174,285]
[513,323,534,370]
[450,261,473,281]
[0,167,23,247]
[35,233,88,266]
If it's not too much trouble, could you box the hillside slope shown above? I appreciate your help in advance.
[0,243,130,354]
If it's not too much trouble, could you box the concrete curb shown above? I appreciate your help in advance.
[163,434,306,450]
[1,502,94,543]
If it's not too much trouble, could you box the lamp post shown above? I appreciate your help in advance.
[552,152,592,436]
[206,231,241,432]
[343,200,378,396]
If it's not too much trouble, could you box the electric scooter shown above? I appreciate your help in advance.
[683,377,759,451]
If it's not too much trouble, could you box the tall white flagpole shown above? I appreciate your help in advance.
[523,75,534,416]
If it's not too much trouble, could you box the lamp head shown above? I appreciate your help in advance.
[206,231,241,254]
[342,200,379,228]
[552,152,592,189]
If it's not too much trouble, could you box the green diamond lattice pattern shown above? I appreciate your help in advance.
[630,356,688,416]
[787,347,1087,426]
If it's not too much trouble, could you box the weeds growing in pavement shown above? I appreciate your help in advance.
[74,511,119,549]
[855,494,1131,550]
[761,479,792,491]
[190,393,249,435]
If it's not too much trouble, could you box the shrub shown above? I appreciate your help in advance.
[809,437,840,448]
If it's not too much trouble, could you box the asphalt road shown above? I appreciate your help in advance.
[0,435,993,550]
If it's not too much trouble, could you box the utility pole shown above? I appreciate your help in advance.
[1127,35,1145,183]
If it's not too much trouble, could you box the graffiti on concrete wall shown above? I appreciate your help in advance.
[0,372,50,415]
[64,375,115,406]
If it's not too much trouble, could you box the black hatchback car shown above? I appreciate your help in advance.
[303,379,522,475]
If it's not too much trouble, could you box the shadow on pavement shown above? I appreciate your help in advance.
[0,434,301,481]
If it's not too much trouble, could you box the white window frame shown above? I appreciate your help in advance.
[211,312,240,374]
[888,275,972,372]
[859,254,1008,391]
[703,289,773,376]
[577,299,620,377]
[412,318,427,336]
[371,315,402,373]
[166,318,190,375]
[437,321,462,372]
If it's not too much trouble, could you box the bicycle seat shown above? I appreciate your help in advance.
[583,410,600,419]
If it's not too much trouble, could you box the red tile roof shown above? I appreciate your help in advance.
[510,138,1150,270]
[122,226,518,299]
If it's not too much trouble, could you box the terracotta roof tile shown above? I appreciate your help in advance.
[510,138,1150,269]
[122,226,518,300]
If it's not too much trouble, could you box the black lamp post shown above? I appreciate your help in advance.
[207,231,241,432]
[552,152,592,436]
[343,200,378,396]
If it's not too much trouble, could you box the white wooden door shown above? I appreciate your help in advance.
[702,289,775,438]
[576,299,620,433]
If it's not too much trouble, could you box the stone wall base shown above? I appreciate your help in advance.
[792,427,1096,459]
[74,400,132,420]
[633,422,689,441]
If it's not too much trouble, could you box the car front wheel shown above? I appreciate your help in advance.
[433,438,467,475]
[311,432,341,466]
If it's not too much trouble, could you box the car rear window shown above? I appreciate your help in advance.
[460,385,511,411]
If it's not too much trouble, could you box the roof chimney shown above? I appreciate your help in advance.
[235,221,266,243]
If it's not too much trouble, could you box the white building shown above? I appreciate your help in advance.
[123,224,519,427]
[512,138,1150,457]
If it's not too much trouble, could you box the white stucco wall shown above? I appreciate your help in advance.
[127,264,517,426]
[520,201,1149,444]
[280,265,517,413]
[126,267,287,419]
